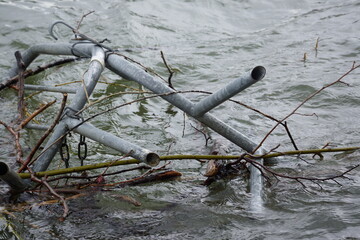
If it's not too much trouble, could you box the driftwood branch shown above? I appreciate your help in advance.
[104,170,182,188]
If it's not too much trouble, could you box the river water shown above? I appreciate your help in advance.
[0,0,360,239]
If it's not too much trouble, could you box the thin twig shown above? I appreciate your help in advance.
[0,120,23,164]
[284,121,298,150]
[18,93,68,173]
[75,11,95,32]
[46,165,151,184]
[30,172,69,221]
[254,63,360,153]
[160,51,175,89]
[15,51,26,122]
[245,157,359,187]
[110,52,167,83]
[96,151,133,182]
[189,123,211,146]
[19,100,56,130]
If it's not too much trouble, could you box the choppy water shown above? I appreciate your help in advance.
[1,0,360,239]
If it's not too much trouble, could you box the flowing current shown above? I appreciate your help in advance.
[1,0,360,239]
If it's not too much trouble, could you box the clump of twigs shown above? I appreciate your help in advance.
[203,149,359,188]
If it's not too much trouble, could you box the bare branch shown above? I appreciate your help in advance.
[18,100,56,130]
[160,51,175,89]
[75,11,95,32]
[0,120,23,164]
[244,157,359,187]
[18,93,68,173]
[254,63,360,153]
[189,123,211,146]
[15,51,26,122]
[30,174,69,221]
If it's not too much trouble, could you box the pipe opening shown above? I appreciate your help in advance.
[146,153,160,166]
[0,162,9,175]
[251,66,266,81]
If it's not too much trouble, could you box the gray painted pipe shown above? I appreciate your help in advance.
[7,43,160,172]
[24,84,77,94]
[7,42,95,78]
[191,66,266,117]
[5,42,269,161]
[65,118,160,166]
[25,123,51,131]
[106,54,267,154]
[30,121,67,173]
[30,46,105,173]
[0,162,28,192]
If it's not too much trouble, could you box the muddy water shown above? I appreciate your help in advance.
[1,0,360,239]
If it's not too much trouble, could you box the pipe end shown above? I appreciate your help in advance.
[0,162,9,175]
[251,66,266,81]
[146,153,160,166]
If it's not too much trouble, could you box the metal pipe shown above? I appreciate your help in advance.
[65,118,160,166]
[0,162,28,192]
[67,47,105,112]
[7,42,95,78]
[7,43,160,169]
[30,46,105,173]
[191,66,266,117]
[106,54,267,154]
[24,123,50,131]
[5,42,270,161]
[24,84,77,94]
[30,122,68,173]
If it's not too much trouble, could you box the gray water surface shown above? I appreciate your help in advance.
[1,0,360,239]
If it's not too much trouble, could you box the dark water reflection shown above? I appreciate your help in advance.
[1,0,360,239]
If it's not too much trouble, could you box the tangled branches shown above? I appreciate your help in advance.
[0,12,359,221]
[203,151,359,188]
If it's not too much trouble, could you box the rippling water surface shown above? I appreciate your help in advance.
[1,0,360,239]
